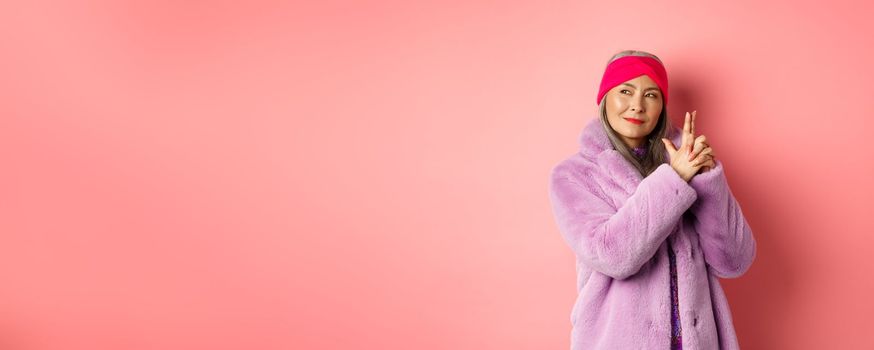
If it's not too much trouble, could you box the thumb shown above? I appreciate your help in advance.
[661,138,677,154]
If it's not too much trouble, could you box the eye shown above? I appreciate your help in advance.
[620,89,631,95]
[646,92,659,98]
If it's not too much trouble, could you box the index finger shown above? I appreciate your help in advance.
[690,110,696,136]
[683,112,691,134]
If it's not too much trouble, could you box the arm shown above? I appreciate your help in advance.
[688,159,757,278]
[549,163,698,280]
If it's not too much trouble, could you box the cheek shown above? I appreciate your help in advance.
[647,103,663,117]
[604,98,617,114]
[610,95,627,109]
[607,99,627,119]
[646,119,661,133]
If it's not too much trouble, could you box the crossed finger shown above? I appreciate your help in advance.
[698,157,716,171]
[689,134,709,161]
[691,148,715,166]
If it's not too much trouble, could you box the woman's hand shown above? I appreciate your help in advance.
[690,136,716,173]
[661,111,713,182]
[686,111,717,173]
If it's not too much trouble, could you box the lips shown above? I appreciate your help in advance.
[624,118,644,125]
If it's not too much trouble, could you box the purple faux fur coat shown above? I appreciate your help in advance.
[548,118,756,349]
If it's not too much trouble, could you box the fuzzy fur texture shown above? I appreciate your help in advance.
[548,118,756,349]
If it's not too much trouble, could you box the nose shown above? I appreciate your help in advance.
[629,95,645,113]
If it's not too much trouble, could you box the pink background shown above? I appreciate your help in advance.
[2,1,873,349]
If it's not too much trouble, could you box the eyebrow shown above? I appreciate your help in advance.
[621,83,660,92]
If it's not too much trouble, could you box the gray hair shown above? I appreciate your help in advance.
[597,50,672,177]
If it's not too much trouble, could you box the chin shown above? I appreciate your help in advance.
[623,130,645,138]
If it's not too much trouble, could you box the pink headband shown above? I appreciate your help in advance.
[596,55,669,106]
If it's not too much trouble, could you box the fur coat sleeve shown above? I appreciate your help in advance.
[550,163,698,280]
[688,159,757,278]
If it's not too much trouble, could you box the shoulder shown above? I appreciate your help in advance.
[550,152,597,183]
[548,151,616,202]
[548,152,616,208]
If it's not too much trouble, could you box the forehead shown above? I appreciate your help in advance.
[621,75,660,90]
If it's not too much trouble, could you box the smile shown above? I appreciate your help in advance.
[624,118,644,125]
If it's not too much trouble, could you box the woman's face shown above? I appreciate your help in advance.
[604,75,664,148]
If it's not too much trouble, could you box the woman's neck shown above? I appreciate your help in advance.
[630,141,648,158]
